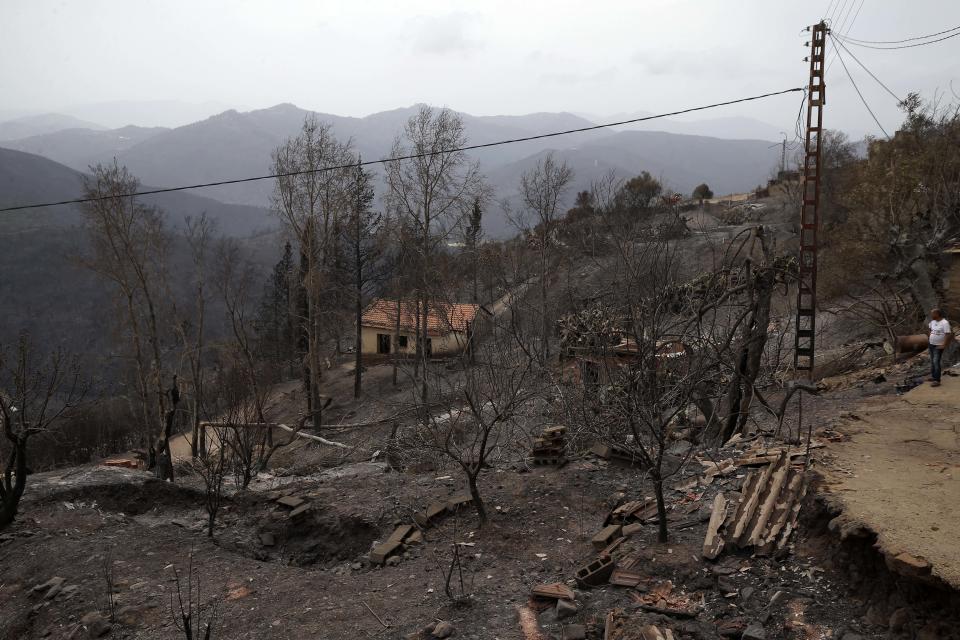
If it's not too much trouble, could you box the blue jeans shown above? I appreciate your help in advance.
[930,345,944,382]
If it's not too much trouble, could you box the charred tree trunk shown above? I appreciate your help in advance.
[652,469,668,543]
[467,468,487,527]
[0,438,27,530]
[392,296,401,387]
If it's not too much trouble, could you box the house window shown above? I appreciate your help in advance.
[377,334,391,354]
[398,335,408,348]
[425,338,433,356]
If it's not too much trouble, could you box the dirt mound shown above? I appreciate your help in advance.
[41,477,207,515]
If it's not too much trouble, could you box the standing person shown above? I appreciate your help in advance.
[926,308,952,387]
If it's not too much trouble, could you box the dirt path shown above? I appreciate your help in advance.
[820,375,960,587]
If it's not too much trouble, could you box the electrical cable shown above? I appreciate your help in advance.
[826,0,865,74]
[840,24,960,45]
[832,43,891,138]
[822,0,838,22]
[830,34,903,103]
[832,0,858,40]
[0,87,804,213]
[836,29,960,49]
[828,0,851,28]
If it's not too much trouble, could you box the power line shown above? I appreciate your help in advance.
[830,35,903,104]
[0,87,804,214]
[828,0,851,29]
[840,24,960,45]
[822,0,838,22]
[826,0,865,74]
[837,29,960,49]
[844,0,866,38]
[833,43,891,138]
[832,0,859,39]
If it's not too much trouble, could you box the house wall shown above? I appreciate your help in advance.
[360,326,469,356]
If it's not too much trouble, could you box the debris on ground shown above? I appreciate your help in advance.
[702,451,808,559]
[531,425,568,466]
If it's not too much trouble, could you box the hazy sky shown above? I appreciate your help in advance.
[2,0,959,137]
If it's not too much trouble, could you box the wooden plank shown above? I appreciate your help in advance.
[746,452,791,546]
[776,473,809,550]
[387,524,414,544]
[730,458,778,543]
[531,582,574,601]
[761,469,804,547]
[702,492,728,560]
[369,539,402,565]
[639,626,667,640]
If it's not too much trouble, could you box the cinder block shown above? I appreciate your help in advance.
[592,524,622,549]
[575,555,615,587]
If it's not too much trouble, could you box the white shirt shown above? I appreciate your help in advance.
[929,318,951,346]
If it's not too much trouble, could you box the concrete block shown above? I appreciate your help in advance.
[592,524,622,549]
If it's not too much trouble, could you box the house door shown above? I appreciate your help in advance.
[377,333,391,354]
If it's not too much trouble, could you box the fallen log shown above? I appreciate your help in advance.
[200,422,350,449]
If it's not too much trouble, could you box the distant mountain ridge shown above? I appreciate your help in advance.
[0,113,106,141]
[0,147,272,237]
[2,103,782,237]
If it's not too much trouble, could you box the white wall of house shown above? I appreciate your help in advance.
[359,326,469,356]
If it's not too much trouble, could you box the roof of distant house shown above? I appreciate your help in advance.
[361,298,481,335]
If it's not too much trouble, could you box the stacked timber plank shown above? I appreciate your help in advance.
[531,426,568,466]
[702,451,808,559]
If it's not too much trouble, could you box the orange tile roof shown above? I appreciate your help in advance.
[361,298,480,335]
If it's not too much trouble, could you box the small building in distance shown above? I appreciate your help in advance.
[359,298,482,358]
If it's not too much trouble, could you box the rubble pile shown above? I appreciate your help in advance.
[703,451,809,560]
[531,425,568,466]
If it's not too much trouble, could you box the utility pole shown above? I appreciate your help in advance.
[793,20,827,375]
[780,132,787,175]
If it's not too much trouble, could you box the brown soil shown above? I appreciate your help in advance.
[3,362,960,639]
[818,374,960,588]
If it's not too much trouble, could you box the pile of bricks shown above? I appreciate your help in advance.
[531,425,568,466]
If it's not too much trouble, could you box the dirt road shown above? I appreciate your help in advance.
[820,375,960,587]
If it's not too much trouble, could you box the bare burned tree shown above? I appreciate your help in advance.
[344,158,382,398]
[384,105,482,403]
[271,116,354,427]
[176,215,215,458]
[557,237,720,543]
[0,333,86,529]
[702,228,798,444]
[514,153,574,362]
[213,239,278,489]
[170,551,219,639]
[189,424,228,537]
[80,162,171,469]
[399,300,542,526]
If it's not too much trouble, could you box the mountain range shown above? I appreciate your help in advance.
[0,103,782,237]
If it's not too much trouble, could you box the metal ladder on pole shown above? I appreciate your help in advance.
[794,21,827,374]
